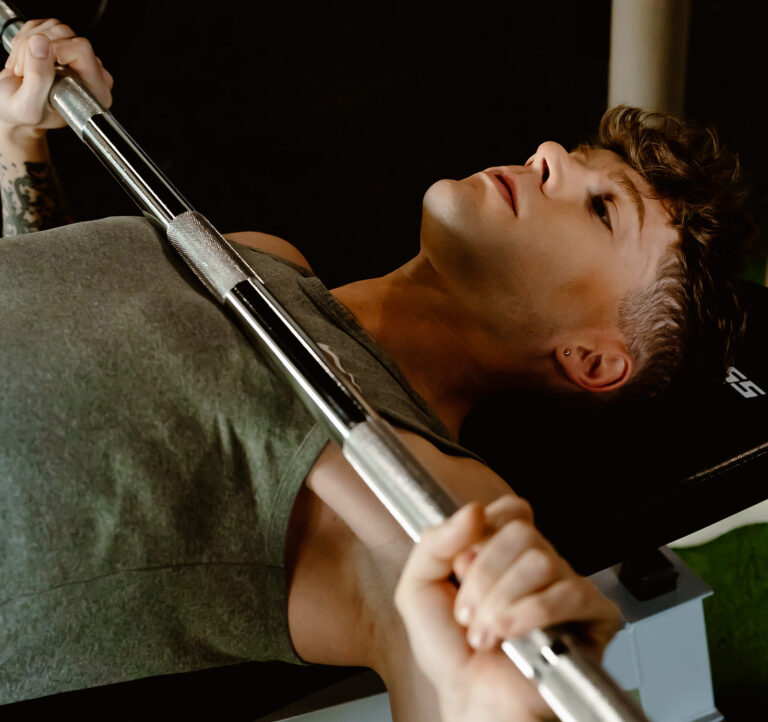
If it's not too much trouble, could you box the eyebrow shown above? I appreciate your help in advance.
[609,169,645,232]
[573,144,645,233]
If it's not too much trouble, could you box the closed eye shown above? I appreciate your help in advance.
[591,194,612,231]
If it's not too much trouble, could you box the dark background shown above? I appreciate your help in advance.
[18,0,768,288]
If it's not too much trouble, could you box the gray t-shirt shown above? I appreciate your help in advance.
[0,216,477,704]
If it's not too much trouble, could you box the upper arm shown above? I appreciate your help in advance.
[305,428,514,551]
[286,428,516,664]
[223,231,313,271]
[289,429,518,718]
[394,430,514,508]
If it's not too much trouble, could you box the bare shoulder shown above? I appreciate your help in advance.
[394,429,512,506]
[304,427,512,553]
[223,231,313,272]
[286,426,514,672]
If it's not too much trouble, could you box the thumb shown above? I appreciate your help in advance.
[12,34,55,124]
[401,503,485,593]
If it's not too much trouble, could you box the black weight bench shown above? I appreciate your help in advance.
[464,280,768,576]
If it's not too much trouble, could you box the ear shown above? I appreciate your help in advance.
[554,340,633,393]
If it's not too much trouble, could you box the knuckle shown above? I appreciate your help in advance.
[73,36,92,51]
[523,547,556,577]
[530,593,556,620]
[496,493,533,520]
[513,496,534,523]
[506,496,534,522]
[563,579,590,608]
[503,517,536,545]
[42,19,63,33]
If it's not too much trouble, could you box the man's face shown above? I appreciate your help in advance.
[419,142,679,347]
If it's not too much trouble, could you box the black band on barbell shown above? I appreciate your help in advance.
[0,16,22,47]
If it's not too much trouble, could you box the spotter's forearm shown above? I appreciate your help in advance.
[0,126,71,236]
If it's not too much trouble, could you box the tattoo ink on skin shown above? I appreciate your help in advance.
[0,156,72,236]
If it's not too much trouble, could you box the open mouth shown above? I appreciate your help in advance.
[493,173,517,215]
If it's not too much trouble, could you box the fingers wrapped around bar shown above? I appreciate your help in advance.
[0,18,112,134]
[395,495,622,722]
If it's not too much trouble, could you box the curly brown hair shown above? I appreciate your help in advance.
[593,105,754,396]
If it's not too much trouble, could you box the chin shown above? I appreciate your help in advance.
[421,177,486,245]
[422,178,461,223]
[419,177,499,291]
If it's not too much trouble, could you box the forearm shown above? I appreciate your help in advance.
[0,125,71,236]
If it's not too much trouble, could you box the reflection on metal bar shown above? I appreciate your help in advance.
[0,3,649,719]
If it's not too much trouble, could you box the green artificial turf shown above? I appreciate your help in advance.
[675,524,768,719]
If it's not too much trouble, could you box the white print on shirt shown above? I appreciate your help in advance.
[318,342,364,394]
[725,366,766,399]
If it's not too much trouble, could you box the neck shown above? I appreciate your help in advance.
[331,255,517,439]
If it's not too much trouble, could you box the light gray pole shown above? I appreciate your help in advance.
[608,0,691,117]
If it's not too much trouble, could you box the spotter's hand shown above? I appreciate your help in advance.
[395,496,622,722]
[0,19,113,138]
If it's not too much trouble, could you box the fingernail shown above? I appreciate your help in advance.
[29,35,48,58]
[468,628,487,649]
[456,604,473,625]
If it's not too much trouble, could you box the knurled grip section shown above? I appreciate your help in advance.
[50,72,104,137]
[343,418,459,541]
[166,211,252,303]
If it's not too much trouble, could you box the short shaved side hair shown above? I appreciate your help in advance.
[595,105,754,396]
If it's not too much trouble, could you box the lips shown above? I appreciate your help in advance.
[487,171,517,215]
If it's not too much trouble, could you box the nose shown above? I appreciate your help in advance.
[528,141,585,200]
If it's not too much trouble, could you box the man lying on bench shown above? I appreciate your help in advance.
[0,19,753,721]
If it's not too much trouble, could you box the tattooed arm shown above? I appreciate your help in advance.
[0,128,71,235]
[0,20,113,236]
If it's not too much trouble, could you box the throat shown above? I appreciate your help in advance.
[330,271,484,440]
